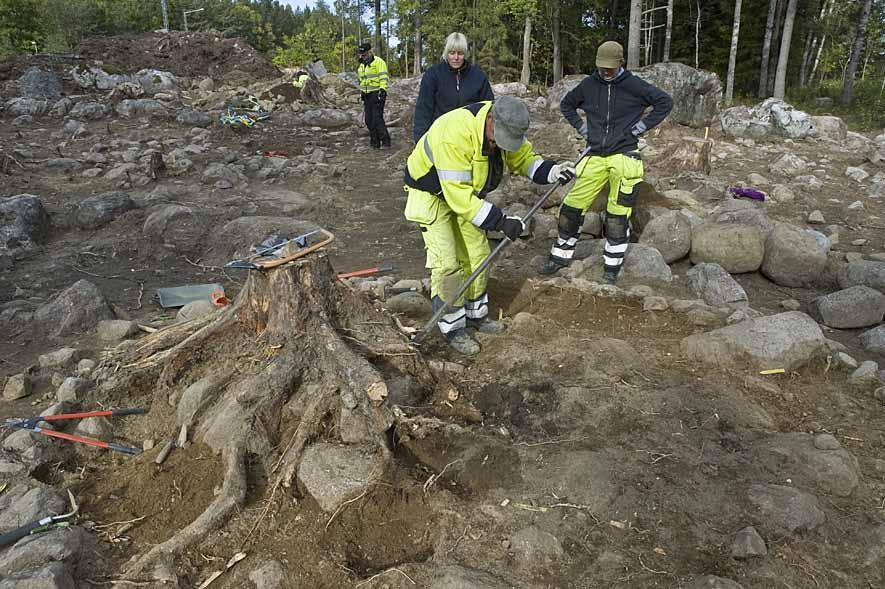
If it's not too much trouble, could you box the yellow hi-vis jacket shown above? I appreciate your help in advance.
[358,56,389,93]
[405,101,556,231]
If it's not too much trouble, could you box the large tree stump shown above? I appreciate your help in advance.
[93,253,448,579]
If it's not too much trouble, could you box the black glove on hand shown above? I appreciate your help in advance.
[379,89,387,101]
[360,92,368,102]
[497,216,525,241]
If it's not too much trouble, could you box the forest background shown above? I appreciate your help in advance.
[1,0,883,128]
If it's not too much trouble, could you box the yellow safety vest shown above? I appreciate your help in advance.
[358,56,389,93]
[405,101,547,229]
[293,74,309,89]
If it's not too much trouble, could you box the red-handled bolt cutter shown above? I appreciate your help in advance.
[4,408,146,456]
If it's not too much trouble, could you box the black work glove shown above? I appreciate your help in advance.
[496,215,525,241]
[379,89,387,100]
[360,92,368,102]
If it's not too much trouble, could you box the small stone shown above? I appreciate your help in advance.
[3,373,32,400]
[96,319,138,342]
[846,167,870,182]
[687,309,721,327]
[850,361,881,388]
[873,387,885,404]
[731,526,767,559]
[248,560,286,589]
[852,239,868,246]
[643,296,669,312]
[75,416,112,439]
[57,377,88,403]
[847,200,865,210]
[76,359,96,376]
[780,299,801,311]
[808,210,825,224]
[836,352,858,370]
[38,348,81,369]
[143,439,155,451]
[813,433,841,450]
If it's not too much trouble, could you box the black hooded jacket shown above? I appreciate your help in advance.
[412,60,494,143]
[560,69,673,157]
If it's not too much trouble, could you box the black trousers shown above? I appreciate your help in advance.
[363,92,390,147]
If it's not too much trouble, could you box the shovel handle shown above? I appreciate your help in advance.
[256,229,335,269]
[0,517,51,548]
[411,146,593,345]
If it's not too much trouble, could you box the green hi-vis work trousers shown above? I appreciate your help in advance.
[404,187,490,335]
[549,152,644,274]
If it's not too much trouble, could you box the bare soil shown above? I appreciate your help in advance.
[1,50,884,589]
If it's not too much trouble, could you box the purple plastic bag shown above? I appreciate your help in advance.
[729,187,766,201]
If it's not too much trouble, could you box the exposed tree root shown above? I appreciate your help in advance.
[95,253,451,582]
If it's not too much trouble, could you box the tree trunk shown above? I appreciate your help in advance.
[385,0,390,64]
[694,0,701,69]
[758,0,778,97]
[609,0,620,32]
[339,1,346,73]
[520,15,532,86]
[628,0,642,69]
[798,31,814,87]
[99,254,452,579]
[801,0,829,88]
[552,0,562,82]
[767,0,787,95]
[664,0,674,62]
[374,0,381,53]
[725,0,742,104]
[413,10,422,76]
[772,0,797,100]
[841,0,873,106]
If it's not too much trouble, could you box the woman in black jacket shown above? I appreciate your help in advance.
[412,32,494,144]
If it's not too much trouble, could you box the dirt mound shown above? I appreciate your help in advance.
[77,31,280,82]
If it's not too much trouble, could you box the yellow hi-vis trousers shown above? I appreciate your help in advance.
[405,187,490,335]
[550,152,644,272]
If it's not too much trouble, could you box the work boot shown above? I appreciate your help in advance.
[444,329,480,355]
[467,318,506,334]
[602,269,619,285]
[538,258,568,276]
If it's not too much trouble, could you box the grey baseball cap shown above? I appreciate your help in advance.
[491,96,529,152]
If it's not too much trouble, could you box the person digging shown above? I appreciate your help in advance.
[404,96,576,355]
[539,40,672,284]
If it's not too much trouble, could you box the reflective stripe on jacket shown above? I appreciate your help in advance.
[405,101,555,231]
[358,56,389,93]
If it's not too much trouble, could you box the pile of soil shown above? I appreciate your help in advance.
[77,31,281,81]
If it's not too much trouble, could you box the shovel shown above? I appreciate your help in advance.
[411,147,592,345]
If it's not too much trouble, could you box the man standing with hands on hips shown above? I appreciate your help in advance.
[357,42,391,149]
[539,40,672,284]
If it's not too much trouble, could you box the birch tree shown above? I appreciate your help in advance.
[772,0,798,100]
[552,0,562,83]
[521,14,532,85]
[725,0,742,104]
[758,0,778,97]
[628,0,642,69]
[374,0,381,51]
[664,0,674,62]
[841,0,873,105]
